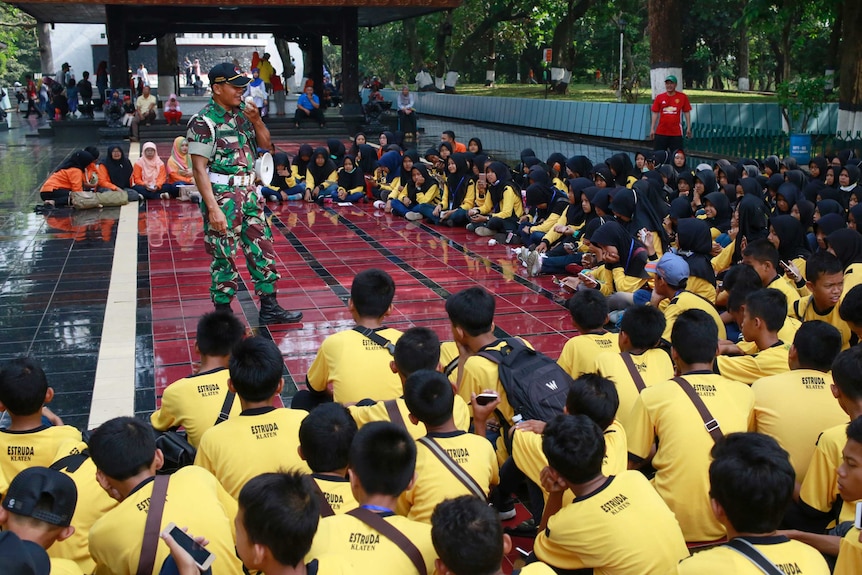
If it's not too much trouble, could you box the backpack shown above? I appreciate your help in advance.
[477,338,572,426]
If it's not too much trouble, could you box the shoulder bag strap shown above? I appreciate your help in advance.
[383,399,405,428]
[723,538,785,575]
[443,356,459,377]
[346,508,427,575]
[352,326,395,356]
[136,475,170,575]
[214,390,236,426]
[673,377,723,443]
[621,352,647,393]
[417,436,487,500]
[310,478,335,518]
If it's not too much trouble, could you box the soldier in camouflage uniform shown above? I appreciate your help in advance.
[188,62,302,324]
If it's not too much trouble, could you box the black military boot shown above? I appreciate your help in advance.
[259,294,303,324]
[214,302,232,314]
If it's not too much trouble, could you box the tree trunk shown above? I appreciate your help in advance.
[485,35,496,86]
[738,17,750,91]
[403,18,423,75]
[648,0,683,98]
[837,0,862,137]
[449,3,526,73]
[37,22,53,76]
[550,0,593,94]
[434,10,453,91]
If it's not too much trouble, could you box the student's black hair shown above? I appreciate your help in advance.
[619,305,666,349]
[742,238,781,271]
[431,496,503,575]
[349,421,416,496]
[708,432,795,534]
[722,263,763,294]
[566,374,619,430]
[89,417,156,480]
[542,414,605,485]
[566,288,608,331]
[195,310,246,357]
[805,250,844,284]
[445,287,495,337]
[393,327,441,377]
[793,320,841,372]
[847,415,862,445]
[238,471,320,567]
[442,130,456,141]
[298,403,357,473]
[228,337,284,402]
[840,285,862,327]
[671,309,719,365]
[0,357,48,416]
[403,369,454,428]
[350,268,396,318]
[832,346,862,400]
[744,288,787,333]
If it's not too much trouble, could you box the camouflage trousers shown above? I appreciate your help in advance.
[200,185,280,304]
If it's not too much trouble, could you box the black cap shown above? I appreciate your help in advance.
[0,531,50,575]
[208,62,250,87]
[3,467,77,526]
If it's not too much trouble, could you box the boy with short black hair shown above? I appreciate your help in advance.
[150,310,246,447]
[790,251,851,349]
[742,238,801,312]
[557,288,619,378]
[752,321,846,479]
[87,416,243,575]
[398,370,499,523]
[0,358,81,481]
[839,284,862,343]
[195,336,309,498]
[678,433,829,574]
[834,416,862,574]
[300,268,403,406]
[532,414,688,572]
[298,403,359,514]
[307,421,438,574]
[716,288,793,384]
[595,304,674,430]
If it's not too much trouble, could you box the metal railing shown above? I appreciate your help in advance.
[686,124,862,162]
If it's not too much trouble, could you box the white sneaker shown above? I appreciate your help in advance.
[475,226,496,237]
[527,251,543,277]
[517,248,531,265]
[405,211,424,221]
[373,200,386,209]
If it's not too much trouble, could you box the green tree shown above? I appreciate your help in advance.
[0,4,39,85]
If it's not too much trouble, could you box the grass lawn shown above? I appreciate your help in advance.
[451,83,777,104]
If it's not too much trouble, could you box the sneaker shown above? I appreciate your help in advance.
[405,211,424,221]
[493,497,518,521]
[373,200,386,209]
[517,248,531,266]
[159,192,170,200]
[466,223,477,232]
[527,251,543,277]
[504,518,538,538]
[475,226,495,237]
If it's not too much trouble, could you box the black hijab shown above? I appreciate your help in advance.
[293,144,313,178]
[337,155,364,190]
[771,215,811,261]
[566,155,593,178]
[446,153,473,209]
[407,163,435,203]
[356,144,377,175]
[676,218,716,286]
[827,228,862,268]
[704,192,732,232]
[468,138,483,154]
[487,161,515,209]
[565,178,594,227]
[307,147,337,186]
[57,150,94,172]
[606,153,635,187]
[270,152,293,189]
[591,221,649,277]
[327,138,346,166]
[103,146,132,188]
[733,194,770,261]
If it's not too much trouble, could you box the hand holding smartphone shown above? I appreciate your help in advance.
[474,392,498,406]
[160,523,215,571]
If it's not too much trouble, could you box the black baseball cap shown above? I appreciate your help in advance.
[2,467,77,526]
[208,62,250,87]
[0,531,50,575]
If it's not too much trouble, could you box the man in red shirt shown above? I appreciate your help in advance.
[649,75,692,153]
[23,76,41,119]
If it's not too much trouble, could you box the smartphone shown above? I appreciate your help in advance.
[638,228,648,243]
[855,502,862,530]
[478,173,486,185]
[578,271,594,283]
[475,392,498,406]
[161,522,215,571]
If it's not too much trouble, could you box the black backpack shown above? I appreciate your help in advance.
[477,338,572,426]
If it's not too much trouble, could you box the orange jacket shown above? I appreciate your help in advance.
[41,168,84,193]
[132,163,167,188]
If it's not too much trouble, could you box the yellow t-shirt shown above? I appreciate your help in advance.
[752,369,847,480]
[149,367,242,448]
[396,431,499,523]
[735,317,801,356]
[313,473,358,514]
[349,395,471,440]
[677,536,829,575]
[767,275,802,314]
[513,420,627,505]
[627,373,755,542]
[716,342,792,385]
[0,424,81,480]
[791,296,854,351]
[800,423,858,524]
[195,406,310,498]
[841,263,862,302]
[533,471,689,573]
[307,327,404,403]
[594,350,675,433]
[50,557,85,575]
[47,443,118,574]
[835,527,862,575]
[661,290,727,343]
[88,466,243,575]
[557,332,620,378]
[514,563,557,574]
[308,511,437,575]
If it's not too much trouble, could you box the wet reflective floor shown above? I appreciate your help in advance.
[0,113,591,432]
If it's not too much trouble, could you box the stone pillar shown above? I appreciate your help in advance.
[105,5,129,93]
[157,33,179,98]
[310,36,324,99]
[36,23,54,77]
[340,7,362,119]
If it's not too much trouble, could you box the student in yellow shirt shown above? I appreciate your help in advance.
[595,304,674,430]
[0,358,81,481]
[150,310,246,447]
[716,289,793,384]
[742,238,801,313]
[557,288,619,378]
[307,422,438,574]
[430,495,557,575]
[834,416,862,574]
[752,321,846,481]
[298,268,403,407]
[839,284,862,343]
[678,433,829,574]
[532,414,689,573]
[195,337,309,498]
[791,252,852,350]
[398,370,499,523]
[299,403,358,515]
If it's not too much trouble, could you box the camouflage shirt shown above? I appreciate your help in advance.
[186,99,256,176]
